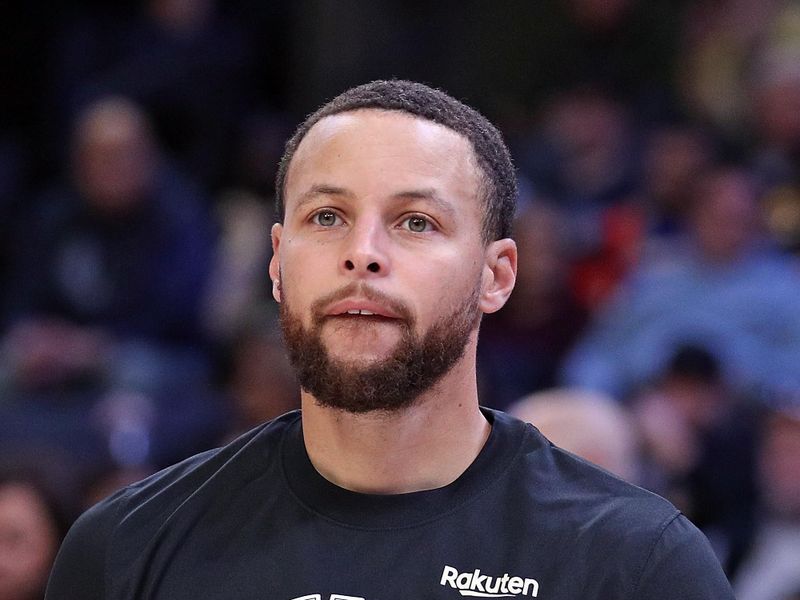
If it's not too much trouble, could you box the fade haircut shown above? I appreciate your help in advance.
[275,80,516,242]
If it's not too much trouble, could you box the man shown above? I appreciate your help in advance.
[46,80,733,599]
[1,97,220,472]
[563,164,800,400]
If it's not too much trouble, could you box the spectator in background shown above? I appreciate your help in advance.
[0,464,69,600]
[633,344,759,575]
[477,204,588,409]
[513,87,647,309]
[49,0,253,189]
[639,121,715,238]
[507,387,639,482]
[0,96,223,473]
[562,164,800,400]
[676,0,800,255]
[565,118,717,309]
[734,407,800,600]
[748,6,800,254]
[677,0,784,139]
[748,20,800,190]
[515,87,640,253]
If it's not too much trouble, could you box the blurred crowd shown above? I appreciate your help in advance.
[1,0,800,598]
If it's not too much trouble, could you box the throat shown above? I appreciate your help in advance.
[301,394,491,494]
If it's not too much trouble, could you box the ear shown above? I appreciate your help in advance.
[269,223,283,303]
[479,238,517,314]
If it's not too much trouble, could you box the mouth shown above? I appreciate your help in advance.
[325,299,403,320]
[326,312,400,327]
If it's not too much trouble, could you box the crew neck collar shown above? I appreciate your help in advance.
[280,408,526,530]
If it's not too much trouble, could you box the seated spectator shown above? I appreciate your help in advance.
[562,164,800,400]
[639,121,715,237]
[677,0,781,136]
[734,406,800,599]
[515,87,641,257]
[632,344,759,573]
[746,3,800,191]
[0,96,224,471]
[513,87,649,309]
[49,0,254,189]
[0,463,70,600]
[507,387,639,482]
[749,16,800,255]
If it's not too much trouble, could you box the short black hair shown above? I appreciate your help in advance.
[666,343,721,384]
[275,80,516,242]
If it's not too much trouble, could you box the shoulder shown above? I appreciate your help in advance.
[492,409,685,549]
[46,412,300,598]
[110,410,298,522]
[634,514,735,598]
[498,408,677,520]
[493,410,734,597]
[519,419,679,531]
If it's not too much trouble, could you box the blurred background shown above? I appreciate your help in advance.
[1,0,799,598]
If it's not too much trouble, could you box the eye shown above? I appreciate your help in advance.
[312,210,340,227]
[402,215,433,233]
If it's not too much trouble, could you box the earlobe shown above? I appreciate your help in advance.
[269,223,283,303]
[479,238,517,314]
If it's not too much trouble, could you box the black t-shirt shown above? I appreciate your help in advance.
[46,409,734,599]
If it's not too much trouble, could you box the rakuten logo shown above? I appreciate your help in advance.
[440,565,539,597]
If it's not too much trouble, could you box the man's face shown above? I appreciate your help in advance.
[691,170,758,262]
[74,105,155,215]
[271,109,498,413]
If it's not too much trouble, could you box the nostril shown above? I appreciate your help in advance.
[367,262,380,273]
[345,260,355,270]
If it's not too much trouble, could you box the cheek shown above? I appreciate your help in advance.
[278,248,336,319]
[401,251,482,319]
[279,239,326,287]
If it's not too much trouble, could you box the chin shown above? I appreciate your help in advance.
[322,331,401,359]
[326,346,396,367]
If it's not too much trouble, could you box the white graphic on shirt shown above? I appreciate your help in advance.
[290,595,365,600]
[440,565,539,597]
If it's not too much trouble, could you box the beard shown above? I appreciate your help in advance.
[279,280,481,414]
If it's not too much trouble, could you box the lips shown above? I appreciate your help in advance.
[325,299,402,319]
[310,283,414,326]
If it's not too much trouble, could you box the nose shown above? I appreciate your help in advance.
[341,216,390,277]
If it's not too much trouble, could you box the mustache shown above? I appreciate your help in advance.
[311,282,414,325]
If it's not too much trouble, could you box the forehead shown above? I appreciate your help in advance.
[284,109,482,209]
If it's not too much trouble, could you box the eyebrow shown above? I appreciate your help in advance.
[293,184,457,218]
[294,184,353,211]
[392,188,457,219]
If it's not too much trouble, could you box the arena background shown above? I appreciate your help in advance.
[0,1,799,598]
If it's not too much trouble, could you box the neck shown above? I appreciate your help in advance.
[300,348,490,494]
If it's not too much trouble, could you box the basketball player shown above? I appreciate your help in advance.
[47,80,734,599]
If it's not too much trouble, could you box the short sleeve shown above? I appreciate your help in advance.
[45,494,123,600]
[634,514,735,599]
